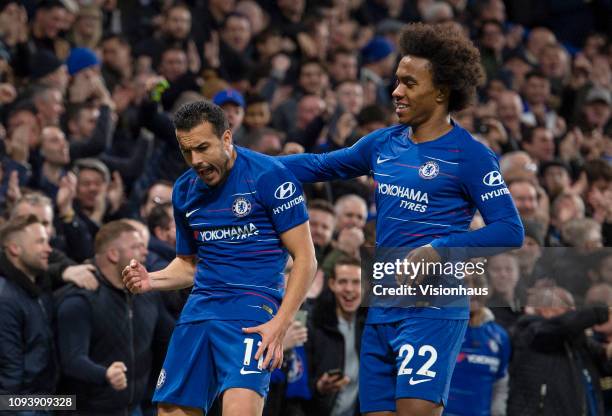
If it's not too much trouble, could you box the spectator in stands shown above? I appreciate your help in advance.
[30,0,70,59]
[146,202,175,272]
[0,216,56,395]
[28,49,69,94]
[247,127,284,155]
[11,191,97,287]
[521,126,556,166]
[213,89,247,145]
[307,255,364,416]
[508,179,542,222]
[328,48,358,86]
[31,84,64,128]
[34,126,70,199]
[447,276,511,416]
[308,199,336,264]
[244,94,272,132]
[135,3,197,72]
[55,220,174,415]
[71,158,124,259]
[547,192,585,246]
[486,252,523,330]
[500,151,538,183]
[360,36,396,107]
[508,286,612,416]
[139,181,173,221]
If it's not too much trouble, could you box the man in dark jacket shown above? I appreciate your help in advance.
[146,203,189,320]
[0,215,56,395]
[307,255,365,416]
[55,220,174,416]
[508,286,612,416]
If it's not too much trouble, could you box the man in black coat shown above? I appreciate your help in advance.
[0,216,56,395]
[55,220,174,416]
[307,255,366,416]
[508,286,612,416]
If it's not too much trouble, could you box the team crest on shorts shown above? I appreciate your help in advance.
[232,197,252,217]
[418,161,439,179]
[156,369,166,389]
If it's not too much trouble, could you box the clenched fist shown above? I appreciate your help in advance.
[122,259,152,294]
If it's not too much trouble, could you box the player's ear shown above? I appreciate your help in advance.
[222,129,233,152]
[436,86,450,104]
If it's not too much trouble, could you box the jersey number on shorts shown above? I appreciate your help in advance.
[397,344,438,377]
[243,338,264,370]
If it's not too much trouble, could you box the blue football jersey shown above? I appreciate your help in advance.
[445,320,511,416]
[280,122,522,322]
[173,146,309,324]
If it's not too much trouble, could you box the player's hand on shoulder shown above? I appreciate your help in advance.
[122,259,152,294]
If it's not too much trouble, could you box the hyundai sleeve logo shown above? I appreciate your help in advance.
[482,171,505,187]
[274,182,297,199]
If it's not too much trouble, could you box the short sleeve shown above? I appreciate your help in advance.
[257,165,309,234]
[172,182,197,256]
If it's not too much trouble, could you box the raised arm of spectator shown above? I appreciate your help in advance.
[526,306,609,349]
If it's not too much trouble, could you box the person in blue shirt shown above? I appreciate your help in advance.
[278,23,523,416]
[122,100,317,416]
[446,276,511,416]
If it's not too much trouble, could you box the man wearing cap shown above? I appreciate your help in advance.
[360,36,397,107]
[29,49,69,94]
[66,47,100,78]
[213,88,247,146]
[582,86,611,134]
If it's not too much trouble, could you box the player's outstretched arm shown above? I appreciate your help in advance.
[243,222,317,370]
[122,255,196,293]
[277,131,376,183]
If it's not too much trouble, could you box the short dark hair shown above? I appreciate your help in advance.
[398,23,485,112]
[94,220,138,254]
[147,202,173,233]
[330,255,362,279]
[525,70,548,82]
[328,47,356,63]
[173,100,229,137]
[245,93,268,107]
[65,102,95,124]
[308,199,335,216]
[357,104,387,126]
[101,33,130,47]
[521,125,549,144]
[585,159,612,183]
[0,215,41,246]
[223,12,250,29]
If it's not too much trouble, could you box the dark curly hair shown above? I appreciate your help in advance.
[399,23,485,112]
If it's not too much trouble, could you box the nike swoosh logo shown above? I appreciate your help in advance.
[186,208,200,218]
[409,377,432,385]
[377,156,391,164]
[240,367,262,375]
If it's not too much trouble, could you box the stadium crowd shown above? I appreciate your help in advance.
[0,0,611,415]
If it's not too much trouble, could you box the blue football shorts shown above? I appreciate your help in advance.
[153,319,271,412]
[360,317,468,413]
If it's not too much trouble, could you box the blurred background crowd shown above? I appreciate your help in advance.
[0,0,611,415]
